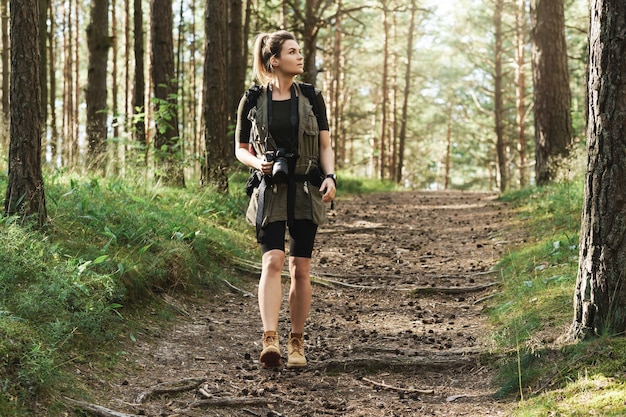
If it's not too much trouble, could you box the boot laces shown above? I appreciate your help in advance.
[289,337,303,354]
[264,334,277,346]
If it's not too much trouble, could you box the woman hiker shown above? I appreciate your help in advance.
[234,30,336,368]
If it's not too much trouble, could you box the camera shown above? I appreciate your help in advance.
[265,148,291,183]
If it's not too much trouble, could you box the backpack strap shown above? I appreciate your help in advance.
[297,82,318,117]
[245,85,263,108]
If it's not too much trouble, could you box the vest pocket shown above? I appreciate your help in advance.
[245,186,259,226]
[310,185,327,225]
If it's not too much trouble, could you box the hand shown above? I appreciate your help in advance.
[320,178,336,203]
[259,158,273,176]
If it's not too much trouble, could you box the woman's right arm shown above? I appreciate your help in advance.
[234,95,263,171]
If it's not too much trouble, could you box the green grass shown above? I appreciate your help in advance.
[0,169,259,415]
[0,165,395,415]
[6,164,626,415]
[489,179,626,415]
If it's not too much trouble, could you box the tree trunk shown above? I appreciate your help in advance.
[48,0,58,165]
[567,0,626,341]
[111,0,120,173]
[396,0,416,184]
[202,0,229,192]
[189,0,199,176]
[530,0,573,185]
[493,0,506,192]
[515,0,528,188]
[229,0,244,117]
[5,0,47,225]
[379,0,389,180]
[39,0,49,133]
[151,0,184,186]
[62,0,74,167]
[86,0,110,172]
[133,0,146,151]
[1,0,8,124]
[444,106,452,190]
[302,0,318,84]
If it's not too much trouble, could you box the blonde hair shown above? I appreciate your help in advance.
[252,30,297,85]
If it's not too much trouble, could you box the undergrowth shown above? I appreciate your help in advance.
[489,179,626,415]
[0,170,257,415]
[0,167,392,415]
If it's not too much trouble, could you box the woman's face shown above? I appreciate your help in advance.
[274,40,304,77]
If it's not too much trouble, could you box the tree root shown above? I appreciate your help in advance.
[64,397,141,417]
[135,377,205,403]
[361,376,434,395]
[232,256,500,294]
[313,355,475,373]
[185,396,277,408]
[411,282,499,294]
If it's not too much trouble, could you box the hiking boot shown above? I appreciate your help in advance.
[259,331,281,368]
[286,333,306,368]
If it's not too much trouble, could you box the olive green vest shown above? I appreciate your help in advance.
[245,83,327,227]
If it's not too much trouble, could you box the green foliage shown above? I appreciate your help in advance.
[0,170,257,414]
[488,179,626,415]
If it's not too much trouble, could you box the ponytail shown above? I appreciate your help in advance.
[251,30,297,85]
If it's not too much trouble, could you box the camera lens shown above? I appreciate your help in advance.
[272,157,289,183]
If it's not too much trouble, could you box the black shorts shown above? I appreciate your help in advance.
[260,220,318,258]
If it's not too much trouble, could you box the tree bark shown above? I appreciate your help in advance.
[5,0,47,225]
[567,0,626,341]
[514,0,528,188]
[530,0,573,185]
[379,0,390,180]
[493,0,507,192]
[397,1,416,184]
[229,0,244,117]
[39,0,49,133]
[48,0,58,165]
[1,0,8,124]
[133,0,146,151]
[86,0,110,172]
[202,0,229,191]
[151,0,184,186]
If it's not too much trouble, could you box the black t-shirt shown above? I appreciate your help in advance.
[237,91,330,153]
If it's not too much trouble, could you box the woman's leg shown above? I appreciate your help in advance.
[259,249,285,332]
[288,256,312,334]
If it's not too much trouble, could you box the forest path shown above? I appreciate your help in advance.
[77,190,521,417]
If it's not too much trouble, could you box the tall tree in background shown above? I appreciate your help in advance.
[514,0,528,187]
[47,1,59,163]
[396,0,417,184]
[378,0,390,180]
[567,0,626,341]
[86,0,110,172]
[202,0,229,191]
[493,0,506,191]
[229,0,245,118]
[133,0,146,151]
[530,0,573,185]
[151,0,185,186]
[5,0,47,225]
[1,0,8,127]
[39,0,49,130]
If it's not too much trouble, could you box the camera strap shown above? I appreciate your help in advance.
[258,84,300,240]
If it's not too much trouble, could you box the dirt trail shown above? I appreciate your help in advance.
[78,190,520,417]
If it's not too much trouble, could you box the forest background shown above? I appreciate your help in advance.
[3,0,618,415]
[0,0,590,195]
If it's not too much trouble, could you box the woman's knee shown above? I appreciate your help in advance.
[290,258,312,281]
[263,250,285,274]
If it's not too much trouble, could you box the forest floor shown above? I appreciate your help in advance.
[70,190,526,417]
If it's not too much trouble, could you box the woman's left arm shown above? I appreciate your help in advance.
[319,130,336,203]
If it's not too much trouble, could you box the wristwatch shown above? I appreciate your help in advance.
[326,173,337,186]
